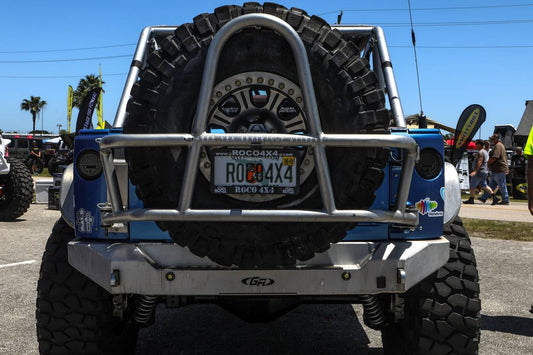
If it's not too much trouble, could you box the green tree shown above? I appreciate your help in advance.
[72,74,105,108]
[20,96,47,134]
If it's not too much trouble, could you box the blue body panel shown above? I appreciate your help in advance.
[392,129,444,240]
[73,128,444,242]
[346,129,444,241]
[129,182,171,241]
[73,129,128,240]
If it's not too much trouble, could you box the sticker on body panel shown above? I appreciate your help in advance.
[76,208,95,233]
[416,198,444,217]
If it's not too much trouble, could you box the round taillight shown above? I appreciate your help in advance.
[415,148,443,180]
[76,149,103,180]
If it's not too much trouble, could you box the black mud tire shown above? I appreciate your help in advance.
[0,157,33,221]
[124,3,390,267]
[47,157,58,175]
[381,217,481,354]
[36,218,138,354]
[26,156,44,175]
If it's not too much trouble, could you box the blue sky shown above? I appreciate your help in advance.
[1,0,532,139]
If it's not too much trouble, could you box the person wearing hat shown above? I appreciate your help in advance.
[480,134,509,205]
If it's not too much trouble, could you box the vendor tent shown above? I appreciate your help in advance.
[493,124,516,150]
[43,137,61,144]
[446,138,476,150]
[514,100,533,146]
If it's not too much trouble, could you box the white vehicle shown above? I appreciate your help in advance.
[0,134,33,220]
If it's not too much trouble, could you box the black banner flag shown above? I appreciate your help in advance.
[75,88,101,133]
[451,104,486,165]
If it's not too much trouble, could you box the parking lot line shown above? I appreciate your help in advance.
[0,260,36,269]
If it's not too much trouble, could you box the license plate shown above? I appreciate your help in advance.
[211,149,298,195]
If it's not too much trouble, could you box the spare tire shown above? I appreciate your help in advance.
[124,2,390,267]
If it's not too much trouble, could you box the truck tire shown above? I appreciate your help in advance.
[36,218,138,355]
[124,3,390,267]
[26,156,44,175]
[381,217,481,354]
[47,157,58,175]
[0,157,33,221]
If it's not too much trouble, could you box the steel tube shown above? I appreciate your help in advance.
[100,134,194,151]
[331,26,406,128]
[179,13,336,213]
[113,26,176,128]
[102,208,417,225]
[331,26,374,34]
[395,142,417,213]
[100,150,123,213]
[372,26,405,128]
[100,133,419,150]
[98,132,417,219]
[103,19,417,225]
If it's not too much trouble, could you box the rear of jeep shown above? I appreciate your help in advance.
[36,3,480,355]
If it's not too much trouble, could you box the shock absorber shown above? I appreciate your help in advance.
[133,295,158,325]
[361,295,385,330]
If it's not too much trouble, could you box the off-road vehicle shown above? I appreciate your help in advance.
[47,135,74,175]
[0,134,33,220]
[36,3,480,354]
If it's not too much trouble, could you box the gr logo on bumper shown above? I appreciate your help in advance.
[242,277,275,286]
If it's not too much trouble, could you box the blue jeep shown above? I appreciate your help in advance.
[36,3,480,354]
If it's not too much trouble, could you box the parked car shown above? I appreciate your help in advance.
[47,135,74,175]
[3,134,39,161]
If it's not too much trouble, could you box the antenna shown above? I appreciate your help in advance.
[408,0,426,127]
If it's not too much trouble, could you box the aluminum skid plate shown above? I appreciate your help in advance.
[68,237,449,296]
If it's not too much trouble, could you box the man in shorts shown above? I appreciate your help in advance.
[464,139,494,204]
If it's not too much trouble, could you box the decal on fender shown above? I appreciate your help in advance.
[416,198,444,217]
[76,208,95,233]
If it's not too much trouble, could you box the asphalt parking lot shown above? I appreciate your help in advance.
[1,204,532,354]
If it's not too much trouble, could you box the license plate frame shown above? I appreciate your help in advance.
[211,148,299,195]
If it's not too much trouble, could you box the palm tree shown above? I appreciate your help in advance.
[73,74,105,108]
[20,96,47,134]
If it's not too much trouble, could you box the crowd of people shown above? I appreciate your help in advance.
[463,134,527,206]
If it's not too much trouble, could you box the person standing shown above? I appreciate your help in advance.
[511,146,526,179]
[29,140,42,175]
[481,134,509,205]
[464,139,494,204]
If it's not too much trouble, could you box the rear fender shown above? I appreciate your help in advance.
[443,162,461,228]
[60,164,75,228]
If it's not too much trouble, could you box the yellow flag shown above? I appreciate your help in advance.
[97,65,104,129]
[67,85,73,133]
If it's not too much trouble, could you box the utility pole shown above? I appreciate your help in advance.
[57,123,62,135]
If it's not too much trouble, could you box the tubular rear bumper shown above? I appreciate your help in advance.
[68,237,449,296]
